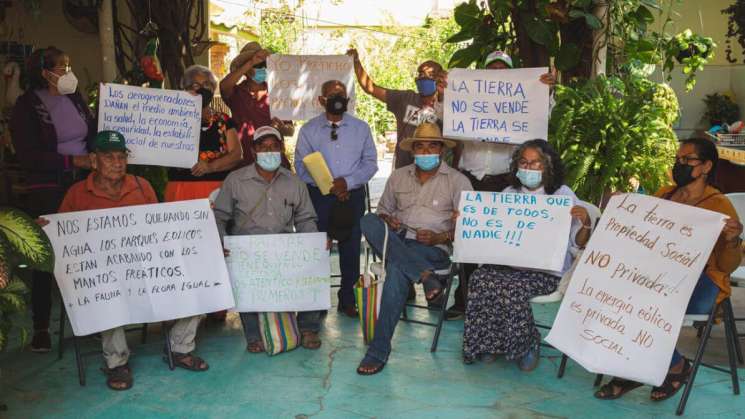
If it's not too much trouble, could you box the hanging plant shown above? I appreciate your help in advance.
[662,30,716,91]
[723,0,745,63]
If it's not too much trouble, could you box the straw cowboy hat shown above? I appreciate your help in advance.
[230,41,263,72]
[399,122,457,151]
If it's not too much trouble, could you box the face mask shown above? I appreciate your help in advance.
[416,78,437,97]
[52,71,78,95]
[252,68,267,84]
[672,162,698,187]
[516,168,543,189]
[197,88,214,107]
[256,151,282,172]
[325,95,348,115]
[414,154,440,171]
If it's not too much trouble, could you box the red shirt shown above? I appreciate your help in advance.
[59,173,158,213]
[223,80,272,141]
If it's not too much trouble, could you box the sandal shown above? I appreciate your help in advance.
[168,352,209,372]
[301,331,322,350]
[594,377,643,400]
[356,355,386,375]
[651,358,691,402]
[102,364,133,391]
[421,273,444,304]
[246,340,265,353]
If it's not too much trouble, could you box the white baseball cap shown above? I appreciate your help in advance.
[253,125,283,144]
[484,51,514,68]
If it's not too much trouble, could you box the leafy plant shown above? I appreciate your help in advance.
[702,93,741,126]
[663,30,715,91]
[0,207,54,350]
[549,75,679,204]
[723,0,745,63]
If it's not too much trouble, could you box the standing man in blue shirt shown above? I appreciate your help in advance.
[295,80,378,317]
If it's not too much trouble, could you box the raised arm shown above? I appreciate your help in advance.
[347,49,388,103]
[219,49,269,101]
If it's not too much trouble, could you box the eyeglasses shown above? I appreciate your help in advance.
[675,155,702,165]
[518,159,544,170]
[330,123,338,141]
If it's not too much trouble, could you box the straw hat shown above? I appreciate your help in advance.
[230,41,263,72]
[399,122,457,151]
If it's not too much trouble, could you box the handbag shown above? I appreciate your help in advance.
[354,224,388,344]
[258,312,300,356]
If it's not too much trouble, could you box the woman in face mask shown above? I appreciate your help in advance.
[9,46,96,353]
[462,139,591,372]
[595,137,743,402]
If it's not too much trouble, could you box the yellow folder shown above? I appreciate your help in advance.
[302,151,334,195]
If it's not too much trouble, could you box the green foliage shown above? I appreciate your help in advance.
[702,93,741,126]
[663,30,715,91]
[0,277,29,351]
[259,5,303,54]
[549,76,679,204]
[723,0,745,63]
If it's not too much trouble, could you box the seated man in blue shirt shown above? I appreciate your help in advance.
[295,80,378,317]
[355,122,472,375]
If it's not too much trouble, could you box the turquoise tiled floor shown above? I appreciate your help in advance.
[1,288,743,418]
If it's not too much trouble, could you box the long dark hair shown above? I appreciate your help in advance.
[681,137,719,186]
[509,139,565,194]
[26,46,66,90]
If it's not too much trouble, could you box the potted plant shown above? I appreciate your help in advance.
[702,93,741,126]
[549,75,679,205]
[663,30,716,91]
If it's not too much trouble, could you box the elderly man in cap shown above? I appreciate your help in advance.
[295,80,378,318]
[213,126,324,351]
[446,51,557,320]
[43,130,209,391]
[219,41,294,166]
[355,122,472,375]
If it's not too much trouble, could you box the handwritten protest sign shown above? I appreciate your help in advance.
[443,68,549,144]
[267,55,356,120]
[223,233,330,312]
[98,83,201,168]
[42,199,233,336]
[453,191,573,271]
[546,194,726,386]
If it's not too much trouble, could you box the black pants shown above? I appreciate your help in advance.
[452,170,511,311]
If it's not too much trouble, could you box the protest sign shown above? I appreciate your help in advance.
[42,199,234,336]
[98,83,201,168]
[267,54,356,120]
[546,194,726,386]
[453,191,573,272]
[443,68,549,144]
[223,233,331,312]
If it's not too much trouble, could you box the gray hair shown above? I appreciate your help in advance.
[182,65,218,91]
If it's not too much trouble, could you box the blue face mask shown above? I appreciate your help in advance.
[415,78,437,97]
[516,168,543,189]
[414,154,440,171]
[256,151,281,172]
[252,68,267,84]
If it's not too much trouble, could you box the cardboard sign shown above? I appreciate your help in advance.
[443,67,549,144]
[453,191,573,271]
[267,54,356,120]
[43,200,234,336]
[98,83,201,168]
[546,194,726,386]
[223,233,331,312]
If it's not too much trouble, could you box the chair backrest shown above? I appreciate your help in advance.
[725,193,745,239]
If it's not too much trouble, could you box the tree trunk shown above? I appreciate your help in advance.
[99,0,117,82]
[510,0,550,68]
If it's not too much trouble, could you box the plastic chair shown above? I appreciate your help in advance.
[724,193,745,361]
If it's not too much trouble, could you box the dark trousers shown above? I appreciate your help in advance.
[308,186,365,308]
[453,170,511,311]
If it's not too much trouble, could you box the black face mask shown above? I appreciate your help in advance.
[672,162,697,187]
[197,87,214,107]
[324,95,348,115]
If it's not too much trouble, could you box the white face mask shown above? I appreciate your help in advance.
[52,71,78,95]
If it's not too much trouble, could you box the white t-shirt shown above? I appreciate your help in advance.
[459,142,514,179]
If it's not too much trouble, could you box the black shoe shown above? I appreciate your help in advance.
[31,330,52,353]
[445,307,464,321]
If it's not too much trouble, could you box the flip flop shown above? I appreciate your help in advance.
[356,355,386,376]
[651,358,692,402]
[102,364,133,391]
[594,377,643,400]
[168,352,209,372]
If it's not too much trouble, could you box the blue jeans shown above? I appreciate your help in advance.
[240,311,321,344]
[360,213,450,363]
[308,186,365,308]
[670,274,719,367]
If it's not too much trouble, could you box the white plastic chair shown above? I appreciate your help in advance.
[725,193,745,288]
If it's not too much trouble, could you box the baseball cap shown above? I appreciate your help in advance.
[94,130,129,152]
[253,125,283,144]
[484,51,514,69]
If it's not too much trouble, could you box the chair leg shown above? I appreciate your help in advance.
[723,299,744,365]
[163,322,174,370]
[676,304,717,416]
[593,374,604,387]
[141,323,148,344]
[722,300,741,395]
[57,302,66,360]
[557,354,568,378]
[73,336,85,386]
[430,271,454,353]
